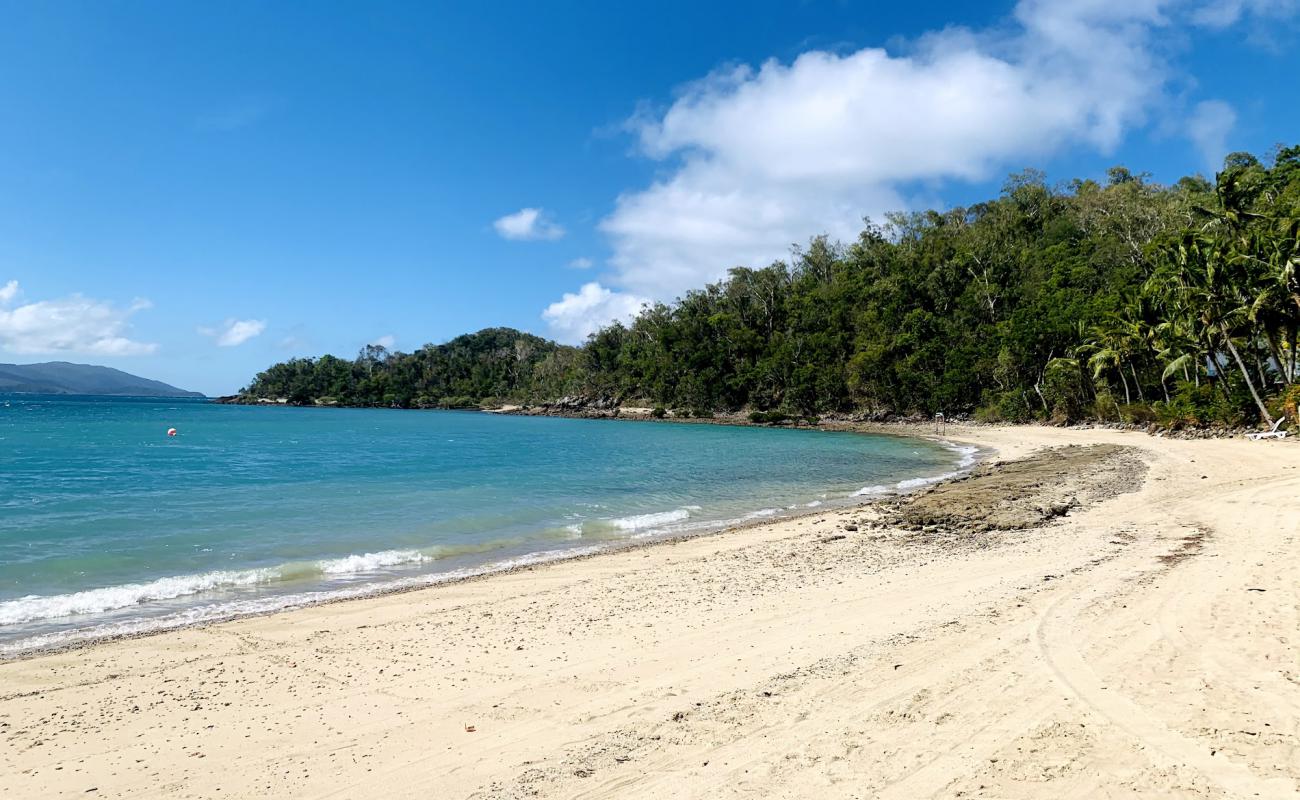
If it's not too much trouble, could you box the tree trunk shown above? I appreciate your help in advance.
[1202,335,1228,401]
[1118,367,1131,405]
[1251,337,1271,390]
[1128,362,1144,402]
[1264,330,1289,385]
[1284,326,1294,387]
[1161,378,1169,403]
[1032,382,1048,413]
[1222,329,1273,424]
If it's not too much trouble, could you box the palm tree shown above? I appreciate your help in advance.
[1249,218,1300,383]
[1149,231,1274,424]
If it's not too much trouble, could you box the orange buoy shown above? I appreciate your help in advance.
[167,428,177,437]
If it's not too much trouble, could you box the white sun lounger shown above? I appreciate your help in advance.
[1246,418,1289,440]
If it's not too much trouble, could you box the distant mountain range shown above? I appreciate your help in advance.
[0,362,204,397]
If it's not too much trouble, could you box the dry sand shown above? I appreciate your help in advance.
[1,425,1298,799]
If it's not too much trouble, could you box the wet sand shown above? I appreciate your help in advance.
[1,425,1297,798]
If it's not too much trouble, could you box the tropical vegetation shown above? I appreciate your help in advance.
[239,147,1300,428]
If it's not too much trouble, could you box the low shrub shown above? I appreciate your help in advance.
[1090,390,1121,423]
[1276,385,1300,426]
[1119,403,1157,425]
[976,389,1034,423]
[1152,381,1245,428]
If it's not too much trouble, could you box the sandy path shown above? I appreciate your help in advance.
[1,426,1297,798]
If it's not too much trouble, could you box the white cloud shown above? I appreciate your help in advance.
[0,281,157,356]
[596,0,1180,304]
[199,318,266,347]
[541,282,649,344]
[1192,0,1299,27]
[370,334,396,349]
[1187,99,1237,171]
[535,0,1298,342]
[567,257,594,270]
[493,207,565,241]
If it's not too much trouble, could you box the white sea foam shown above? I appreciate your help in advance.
[0,543,608,659]
[317,549,429,575]
[852,484,892,497]
[944,442,979,468]
[852,440,980,498]
[0,568,280,626]
[609,508,693,531]
[0,548,442,627]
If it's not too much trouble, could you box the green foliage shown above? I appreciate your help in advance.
[242,328,575,408]
[651,406,667,418]
[1091,390,1121,423]
[976,390,1034,423]
[1278,385,1300,425]
[1152,382,1242,428]
[241,147,1300,428]
[1119,403,1157,425]
[1041,358,1089,424]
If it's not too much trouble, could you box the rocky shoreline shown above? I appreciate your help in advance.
[214,392,1287,441]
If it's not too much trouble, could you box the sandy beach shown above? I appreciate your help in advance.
[2,424,1298,798]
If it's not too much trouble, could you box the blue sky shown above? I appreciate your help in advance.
[0,1,1297,395]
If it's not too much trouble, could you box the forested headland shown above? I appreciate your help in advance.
[237,147,1300,428]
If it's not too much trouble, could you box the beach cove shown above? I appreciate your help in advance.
[0,397,973,656]
[2,424,1297,798]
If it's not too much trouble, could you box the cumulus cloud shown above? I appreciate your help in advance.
[601,0,1172,301]
[1187,99,1238,171]
[370,334,396,349]
[493,207,565,241]
[542,282,649,344]
[199,318,266,347]
[0,281,157,356]
[543,0,1292,340]
[567,257,594,270]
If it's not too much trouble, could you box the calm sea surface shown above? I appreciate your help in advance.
[0,395,973,655]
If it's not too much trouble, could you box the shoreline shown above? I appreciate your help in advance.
[5,424,1297,798]
[0,426,985,663]
[219,392,1287,442]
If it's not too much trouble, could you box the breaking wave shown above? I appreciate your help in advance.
[0,548,435,627]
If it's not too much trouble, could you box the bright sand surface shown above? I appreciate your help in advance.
[1,425,1298,798]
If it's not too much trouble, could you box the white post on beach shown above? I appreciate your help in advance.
[935,412,945,435]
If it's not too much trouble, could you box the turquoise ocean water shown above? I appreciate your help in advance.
[0,395,974,655]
